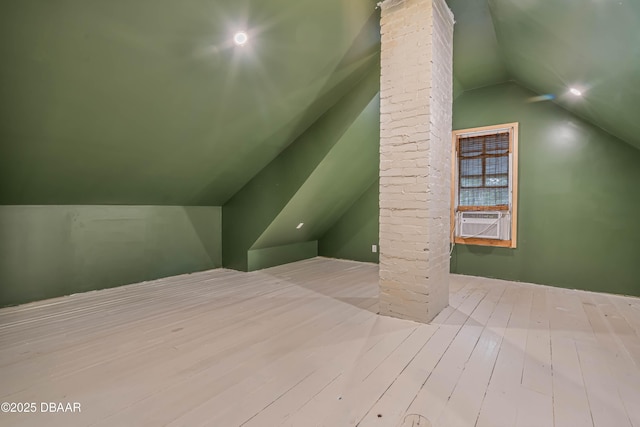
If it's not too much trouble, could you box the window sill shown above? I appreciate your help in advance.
[454,237,516,248]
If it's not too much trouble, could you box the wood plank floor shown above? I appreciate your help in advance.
[1,257,639,427]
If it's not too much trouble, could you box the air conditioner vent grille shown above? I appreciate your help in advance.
[461,222,499,239]
[457,210,509,240]
[461,212,500,219]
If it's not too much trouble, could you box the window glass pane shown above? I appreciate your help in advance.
[484,134,509,154]
[485,156,508,174]
[461,176,482,187]
[460,158,482,176]
[459,137,483,157]
[485,174,508,187]
[457,130,511,209]
[459,188,508,206]
[494,188,509,205]
[459,189,473,206]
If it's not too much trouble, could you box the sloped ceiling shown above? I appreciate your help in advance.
[0,0,379,205]
[1,0,638,206]
[448,0,640,150]
[447,0,509,90]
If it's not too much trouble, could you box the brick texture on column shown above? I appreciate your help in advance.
[378,0,454,323]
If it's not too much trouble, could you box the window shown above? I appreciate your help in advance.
[451,123,518,248]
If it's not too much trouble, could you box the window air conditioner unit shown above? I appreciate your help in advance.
[458,211,503,240]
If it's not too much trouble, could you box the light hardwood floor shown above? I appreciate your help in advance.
[1,257,639,427]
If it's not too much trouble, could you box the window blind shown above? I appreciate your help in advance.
[458,132,509,207]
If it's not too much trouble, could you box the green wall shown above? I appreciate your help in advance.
[248,241,318,271]
[319,179,379,263]
[0,206,221,307]
[222,58,380,271]
[451,82,640,296]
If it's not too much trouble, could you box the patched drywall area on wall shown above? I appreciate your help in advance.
[451,82,640,296]
[0,206,222,307]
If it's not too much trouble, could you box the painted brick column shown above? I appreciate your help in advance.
[378,0,454,323]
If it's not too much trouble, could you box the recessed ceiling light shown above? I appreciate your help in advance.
[569,87,582,96]
[233,31,248,46]
[296,222,304,229]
